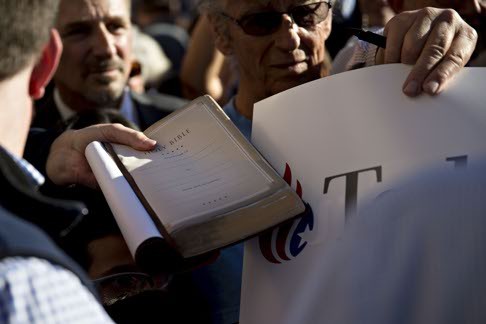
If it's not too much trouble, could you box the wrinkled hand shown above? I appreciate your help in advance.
[46,123,156,189]
[376,7,478,96]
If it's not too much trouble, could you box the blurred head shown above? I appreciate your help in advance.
[54,0,133,112]
[0,0,62,156]
[202,0,332,103]
[131,26,172,91]
[388,0,486,19]
[0,0,60,80]
[133,0,182,27]
[358,0,395,27]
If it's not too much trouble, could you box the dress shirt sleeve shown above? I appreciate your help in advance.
[0,257,113,323]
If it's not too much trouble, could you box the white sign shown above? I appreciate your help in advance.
[240,64,486,324]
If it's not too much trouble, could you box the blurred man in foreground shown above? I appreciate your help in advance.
[0,0,159,321]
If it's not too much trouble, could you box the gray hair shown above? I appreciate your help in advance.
[198,0,223,14]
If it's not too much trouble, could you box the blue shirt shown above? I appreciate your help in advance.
[223,98,252,141]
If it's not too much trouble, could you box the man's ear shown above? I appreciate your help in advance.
[208,14,234,56]
[29,29,63,99]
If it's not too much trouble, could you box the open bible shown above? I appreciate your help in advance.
[85,95,305,266]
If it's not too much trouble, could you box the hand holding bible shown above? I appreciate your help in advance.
[46,123,156,189]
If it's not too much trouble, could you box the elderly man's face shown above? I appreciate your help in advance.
[215,0,332,99]
[55,0,132,108]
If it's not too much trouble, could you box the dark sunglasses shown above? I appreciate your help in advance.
[221,1,332,36]
[94,272,171,306]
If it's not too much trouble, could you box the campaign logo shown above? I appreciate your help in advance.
[259,164,314,264]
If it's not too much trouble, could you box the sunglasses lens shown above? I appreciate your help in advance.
[232,2,331,36]
[240,12,282,36]
[95,273,157,306]
[292,2,327,27]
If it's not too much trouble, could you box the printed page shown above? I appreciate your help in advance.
[85,141,162,258]
[113,101,277,232]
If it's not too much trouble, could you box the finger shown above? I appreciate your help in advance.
[99,123,157,149]
[421,23,477,95]
[74,123,156,152]
[399,7,436,65]
[375,48,385,65]
[383,11,417,64]
[402,9,464,96]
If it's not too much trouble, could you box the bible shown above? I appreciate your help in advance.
[85,95,305,267]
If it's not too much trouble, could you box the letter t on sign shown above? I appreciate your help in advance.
[446,155,468,169]
[323,166,383,221]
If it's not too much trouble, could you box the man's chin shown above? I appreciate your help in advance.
[89,69,124,82]
[84,86,124,107]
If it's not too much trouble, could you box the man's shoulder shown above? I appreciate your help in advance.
[0,204,54,257]
[131,90,188,113]
[0,202,98,295]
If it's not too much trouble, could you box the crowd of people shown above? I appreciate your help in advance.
[0,0,485,323]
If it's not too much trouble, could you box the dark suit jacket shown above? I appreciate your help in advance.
[0,146,97,296]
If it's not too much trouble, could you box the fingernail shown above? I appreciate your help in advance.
[403,80,419,96]
[423,81,440,95]
[143,138,156,146]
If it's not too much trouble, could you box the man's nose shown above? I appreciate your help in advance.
[91,24,116,57]
[274,14,301,51]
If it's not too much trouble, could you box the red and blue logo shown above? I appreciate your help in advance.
[259,164,314,264]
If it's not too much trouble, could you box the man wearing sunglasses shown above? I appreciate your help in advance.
[200,0,476,138]
[196,0,477,323]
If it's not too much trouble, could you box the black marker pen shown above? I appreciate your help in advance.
[348,28,387,49]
